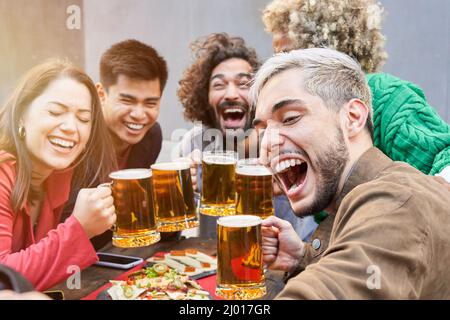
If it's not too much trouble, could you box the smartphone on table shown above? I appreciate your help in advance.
[95,252,144,269]
[43,290,65,300]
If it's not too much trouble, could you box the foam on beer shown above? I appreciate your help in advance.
[235,165,272,176]
[109,168,152,180]
[217,215,262,227]
[203,155,237,165]
[151,161,190,171]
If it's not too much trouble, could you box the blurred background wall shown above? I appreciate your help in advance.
[382,0,450,124]
[1,0,449,147]
[0,0,84,103]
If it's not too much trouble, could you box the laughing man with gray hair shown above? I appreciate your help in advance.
[252,48,450,299]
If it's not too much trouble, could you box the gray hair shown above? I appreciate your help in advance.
[249,47,373,137]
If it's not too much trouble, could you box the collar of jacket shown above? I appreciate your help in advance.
[334,147,393,211]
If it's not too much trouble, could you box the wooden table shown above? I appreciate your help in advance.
[49,236,286,300]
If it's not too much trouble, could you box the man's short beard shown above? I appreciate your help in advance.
[295,126,349,217]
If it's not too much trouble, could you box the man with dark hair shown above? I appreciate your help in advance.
[97,39,168,169]
[177,33,260,160]
[176,33,263,238]
[63,40,170,248]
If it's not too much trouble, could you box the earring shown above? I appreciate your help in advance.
[18,125,26,140]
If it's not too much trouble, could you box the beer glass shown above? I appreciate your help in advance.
[216,215,266,300]
[151,160,199,232]
[109,169,160,248]
[200,150,238,216]
[235,158,274,218]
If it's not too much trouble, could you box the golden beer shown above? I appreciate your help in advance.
[235,159,274,218]
[200,151,238,216]
[151,161,198,232]
[216,215,266,300]
[110,169,160,248]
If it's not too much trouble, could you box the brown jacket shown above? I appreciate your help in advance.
[277,147,450,299]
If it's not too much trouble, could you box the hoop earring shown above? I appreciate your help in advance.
[18,126,26,140]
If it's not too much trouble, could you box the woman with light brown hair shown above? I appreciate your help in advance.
[0,59,117,291]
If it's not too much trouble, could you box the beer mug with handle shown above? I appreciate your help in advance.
[101,168,160,248]
[216,215,266,300]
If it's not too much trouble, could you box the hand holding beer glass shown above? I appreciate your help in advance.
[106,169,160,248]
[200,150,238,216]
[216,215,266,300]
[151,160,199,232]
[235,158,274,218]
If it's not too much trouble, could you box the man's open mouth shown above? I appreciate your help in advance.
[219,106,247,129]
[272,157,308,195]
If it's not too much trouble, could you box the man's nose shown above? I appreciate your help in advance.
[260,126,283,162]
[224,83,239,101]
[129,105,146,120]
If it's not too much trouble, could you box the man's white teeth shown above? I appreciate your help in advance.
[289,182,298,191]
[290,159,296,167]
[49,138,75,148]
[224,108,244,114]
[125,123,144,130]
[275,159,302,173]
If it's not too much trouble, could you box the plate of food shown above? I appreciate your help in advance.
[99,263,211,300]
[97,249,217,300]
[147,249,217,278]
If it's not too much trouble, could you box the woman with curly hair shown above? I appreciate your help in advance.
[260,0,450,283]
[263,0,387,73]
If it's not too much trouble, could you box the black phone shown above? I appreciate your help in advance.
[95,252,143,269]
[43,290,65,300]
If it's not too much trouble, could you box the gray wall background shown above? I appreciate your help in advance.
[0,0,84,105]
[382,0,450,122]
[1,0,449,140]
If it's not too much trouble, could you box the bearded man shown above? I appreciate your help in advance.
[252,48,450,299]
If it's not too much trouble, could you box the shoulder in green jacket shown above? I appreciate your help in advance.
[366,73,450,175]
